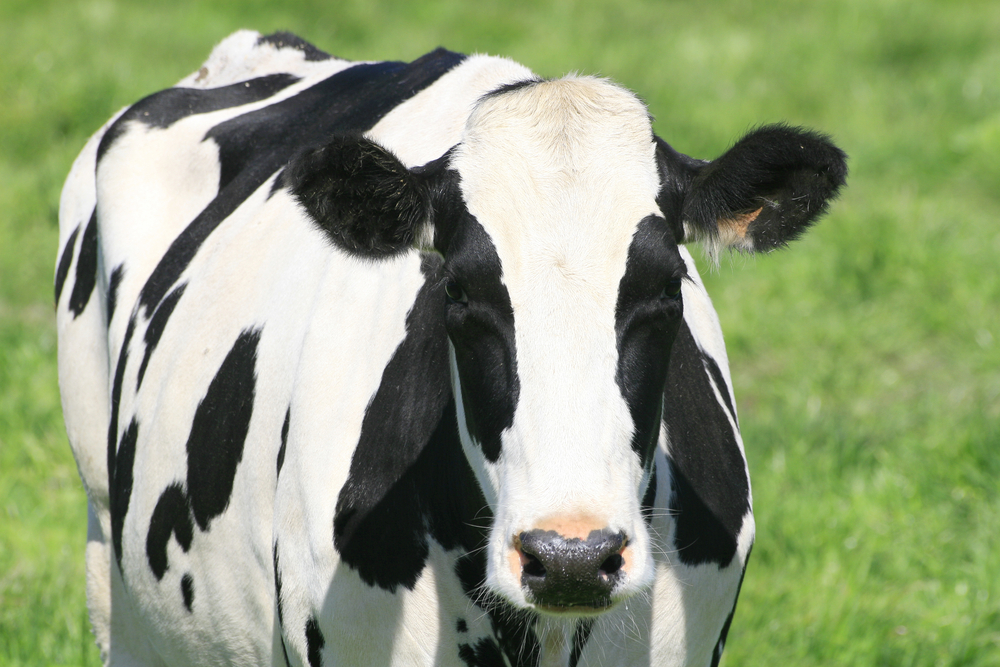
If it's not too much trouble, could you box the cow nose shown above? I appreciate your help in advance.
[516,529,626,610]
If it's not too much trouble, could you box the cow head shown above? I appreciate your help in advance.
[290,76,846,614]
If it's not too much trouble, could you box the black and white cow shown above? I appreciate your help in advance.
[56,30,846,667]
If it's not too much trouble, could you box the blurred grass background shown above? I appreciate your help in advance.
[1,0,998,664]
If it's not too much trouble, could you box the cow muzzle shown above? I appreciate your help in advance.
[511,527,629,613]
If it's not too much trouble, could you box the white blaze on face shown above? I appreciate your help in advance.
[449,77,664,606]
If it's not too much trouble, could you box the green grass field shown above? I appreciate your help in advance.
[2,0,998,664]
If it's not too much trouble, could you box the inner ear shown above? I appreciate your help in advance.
[287,135,433,258]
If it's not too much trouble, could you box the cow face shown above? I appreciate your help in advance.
[290,76,846,614]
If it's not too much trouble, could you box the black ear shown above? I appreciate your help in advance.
[660,125,847,256]
[287,135,434,258]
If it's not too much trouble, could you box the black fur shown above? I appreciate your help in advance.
[680,124,847,250]
[146,482,194,580]
[54,224,80,306]
[137,283,187,389]
[96,74,301,165]
[181,573,194,612]
[662,322,750,567]
[614,215,687,469]
[276,407,290,477]
[305,617,325,667]
[186,329,261,531]
[110,418,138,569]
[442,217,519,464]
[108,316,136,570]
[257,31,333,62]
[106,264,124,324]
[333,256,484,590]
[289,136,432,257]
[69,209,99,318]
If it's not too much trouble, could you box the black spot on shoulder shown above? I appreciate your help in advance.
[456,619,468,634]
[107,264,124,324]
[146,482,194,580]
[258,31,333,62]
[186,328,261,531]
[663,321,750,567]
[69,210,99,318]
[277,407,290,477]
[181,573,194,612]
[96,73,301,165]
[110,418,138,569]
[137,283,187,390]
[305,617,325,667]
[137,48,465,318]
[55,224,80,306]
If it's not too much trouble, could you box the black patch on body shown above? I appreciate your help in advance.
[181,573,194,611]
[614,215,686,469]
[110,418,138,568]
[456,619,468,633]
[136,48,465,318]
[54,224,80,305]
[96,74,301,164]
[106,264,124,323]
[277,407,290,477]
[142,329,261,579]
[146,483,193,580]
[442,217,518,463]
[69,210,99,318]
[662,321,749,567]
[333,256,483,590]
[258,31,333,62]
[305,617,325,667]
[137,283,187,389]
[186,329,260,531]
[108,315,137,569]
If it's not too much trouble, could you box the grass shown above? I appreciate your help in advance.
[1,0,997,664]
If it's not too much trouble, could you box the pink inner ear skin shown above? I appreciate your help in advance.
[724,207,763,240]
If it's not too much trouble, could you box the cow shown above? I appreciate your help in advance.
[56,30,846,667]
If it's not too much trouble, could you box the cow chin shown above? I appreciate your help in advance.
[485,512,656,617]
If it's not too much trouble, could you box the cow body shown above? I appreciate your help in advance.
[57,31,845,667]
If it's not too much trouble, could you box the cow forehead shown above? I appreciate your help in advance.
[450,76,663,301]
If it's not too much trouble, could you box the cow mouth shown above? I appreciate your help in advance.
[531,599,617,616]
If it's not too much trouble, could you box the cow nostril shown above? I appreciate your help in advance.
[522,552,546,578]
[598,553,624,579]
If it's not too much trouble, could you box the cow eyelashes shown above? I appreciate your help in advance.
[659,278,683,302]
[444,279,468,305]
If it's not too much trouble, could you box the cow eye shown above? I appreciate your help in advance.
[444,279,468,304]
[659,279,683,301]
